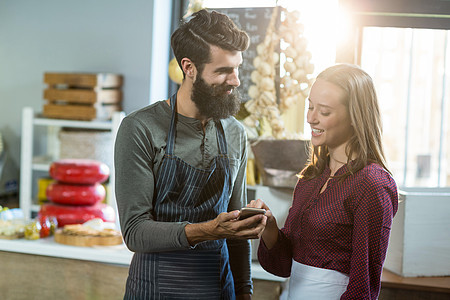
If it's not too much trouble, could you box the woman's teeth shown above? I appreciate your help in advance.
[312,128,323,133]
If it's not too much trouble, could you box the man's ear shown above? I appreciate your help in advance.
[181,58,197,79]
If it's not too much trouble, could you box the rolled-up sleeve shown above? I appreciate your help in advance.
[114,116,191,253]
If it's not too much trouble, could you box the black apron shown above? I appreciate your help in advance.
[124,94,235,300]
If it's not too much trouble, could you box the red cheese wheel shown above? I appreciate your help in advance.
[39,202,115,227]
[46,182,106,206]
[49,159,110,184]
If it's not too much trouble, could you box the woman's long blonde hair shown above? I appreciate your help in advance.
[300,63,390,181]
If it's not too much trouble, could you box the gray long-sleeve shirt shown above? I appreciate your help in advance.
[114,100,252,294]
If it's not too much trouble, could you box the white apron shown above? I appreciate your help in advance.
[288,260,349,299]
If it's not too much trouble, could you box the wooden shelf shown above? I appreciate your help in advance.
[19,107,125,220]
[381,269,450,294]
[33,115,114,130]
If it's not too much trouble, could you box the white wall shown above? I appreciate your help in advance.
[0,0,172,167]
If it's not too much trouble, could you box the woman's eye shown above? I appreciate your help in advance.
[321,112,331,116]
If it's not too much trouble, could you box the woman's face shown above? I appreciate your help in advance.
[307,78,354,150]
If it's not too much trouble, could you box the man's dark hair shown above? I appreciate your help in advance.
[171,9,250,76]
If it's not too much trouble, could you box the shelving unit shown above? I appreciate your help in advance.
[19,107,125,220]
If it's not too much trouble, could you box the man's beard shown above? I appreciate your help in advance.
[191,75,241,120]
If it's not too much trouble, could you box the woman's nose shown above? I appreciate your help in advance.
[307,109,315,124]
[307,108,321,126]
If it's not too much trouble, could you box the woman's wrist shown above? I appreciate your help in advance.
[261,220,279,249]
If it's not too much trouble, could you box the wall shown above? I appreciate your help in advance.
[0,0,172,168]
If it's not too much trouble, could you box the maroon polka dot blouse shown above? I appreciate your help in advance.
[258,163,398,299]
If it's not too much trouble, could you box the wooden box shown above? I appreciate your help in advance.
[44,73,123,88]
[42,103,121,121]
[42,72,123,121]
[44,88,121,104]
[384,188,450,277]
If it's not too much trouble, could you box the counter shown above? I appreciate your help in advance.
[0,237,286,299]
[0,237,285,282]
[0,236,133,265]
[2,238,448,300]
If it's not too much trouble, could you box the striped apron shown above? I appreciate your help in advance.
[124,93,235,300]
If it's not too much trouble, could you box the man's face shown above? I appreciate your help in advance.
[191,46,243,120]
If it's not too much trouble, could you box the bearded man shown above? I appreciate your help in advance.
[114,9,267,300]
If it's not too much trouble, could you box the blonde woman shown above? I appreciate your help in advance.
[249,64,398,299]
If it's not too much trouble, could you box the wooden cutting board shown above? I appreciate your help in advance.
[54,229,123,247]
[0,233,24,240]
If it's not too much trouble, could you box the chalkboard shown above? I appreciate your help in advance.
[213,7,278,102]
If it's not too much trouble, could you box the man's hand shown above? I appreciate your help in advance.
[213,210,267,239]
[185,210,266,246]
[236,293,251,300]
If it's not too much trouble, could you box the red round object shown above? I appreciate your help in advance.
[39,202,115,227]
[46,182,106,206]
[39,215,51,238]
[49,159,110,184]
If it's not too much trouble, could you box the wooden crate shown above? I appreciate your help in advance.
[44,72,123,88]
[43,103,121,121]
[42,72,123,120]
[44,88,122,104]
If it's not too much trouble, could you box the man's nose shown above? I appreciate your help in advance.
[227,70,240,87]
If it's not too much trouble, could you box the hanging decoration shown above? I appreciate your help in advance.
[183,0,206,19]
[243,6,314,139]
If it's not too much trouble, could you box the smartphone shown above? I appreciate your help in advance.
[239,207,266,220]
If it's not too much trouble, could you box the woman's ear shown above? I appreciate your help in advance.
[181,58,196,79]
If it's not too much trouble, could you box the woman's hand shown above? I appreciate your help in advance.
[246,199,279,249]
[246,199,277,229]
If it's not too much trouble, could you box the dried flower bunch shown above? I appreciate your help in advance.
[244,6,314,139]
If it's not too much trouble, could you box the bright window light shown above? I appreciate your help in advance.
[203,0,340,75]
[203,0,340,138]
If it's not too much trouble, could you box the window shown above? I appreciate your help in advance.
[361,27,450,187]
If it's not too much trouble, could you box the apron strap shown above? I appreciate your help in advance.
[166,93,178,155]
[215,120,228,155]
